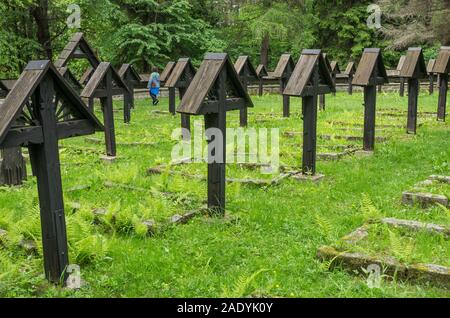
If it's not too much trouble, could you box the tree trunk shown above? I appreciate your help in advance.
[31,0,52,60]
[260,32,270,68]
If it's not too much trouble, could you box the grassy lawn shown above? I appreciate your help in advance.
[0,90,449,298]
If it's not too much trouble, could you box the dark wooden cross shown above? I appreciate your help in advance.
[160,61,176,88]
[427,59,436,95]
[330,61,340,96]
[256,64,268,97]
[165,58,197,132]
[284,49,335,176]
[432,46,450,121]
[81,62,131,157]
[119,64,142,123]
[234,56,258,127]
[399,47,427,134]
[319,53,333,110]
[0,60,103,284]
[0,82,27,186]
[344,62,357,95]
[273,54,295,117]
[177,53,253,215]
[352,48,389,152]
[397,55,407,97]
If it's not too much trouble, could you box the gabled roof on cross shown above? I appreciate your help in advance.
[284,49,335,97]
[256,64,268,78]
[427,59,436,74]
[55,33,101,69]
[80,62,131,98]
[272,54,295,79]
[344,62,357,75]
[432,46,450,74]
[177,53,253,115]
[0,60,103,146]
[118,64,142,83]
[234,56,258,79]
[165,58,196,88]
[330,61,341,75]
[353,48,388,86]
[160,61,176,83]
[399,47,427,79]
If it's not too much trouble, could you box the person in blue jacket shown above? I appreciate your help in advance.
[148,67,160,105]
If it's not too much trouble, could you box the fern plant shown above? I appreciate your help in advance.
[221,269,268,298]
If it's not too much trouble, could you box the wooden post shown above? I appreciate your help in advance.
[281,78,290,118]
[169,87,176,115]
[258,77,263,96]
[302,68,319,175]
[0,147,27,186]
[378,85,382,93]
[123,89,131,124]
[240,76,248,127]
[283,91,290,117]
[348,74,353,95]
[429,74,434,95]
[28,76,69,284]
[407,78,419,134]
[205,71,226,215]
[363,85,377,151]
[437,73,448,121]
[399,78,406,97]
[101,70,117,157]
[319,94,325,111]
[179,88,190,135]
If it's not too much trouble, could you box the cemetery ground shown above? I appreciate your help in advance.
[0,91,449,298]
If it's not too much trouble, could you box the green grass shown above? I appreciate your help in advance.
[0,90,449,298]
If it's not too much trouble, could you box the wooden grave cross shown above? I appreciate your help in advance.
[352,48,389,152]
[395,55,407,97]
[284,49,335,176]
[427,59,436,95]
[319,53,333,110]
[399,47,427,134]
[256,64,268,97]
[273,54,295,117]
[0,60,103,283]
[119,64,142,123]
[234,56,258,127]
[432,46,450,121]
[81,62,131,158]
[165,58,197,132]
[160,61,176,87]
[0,81,27,186]
[344,62,357,95]
[177,53,253,215]
[330,61,340,96]
[54,32,101,70]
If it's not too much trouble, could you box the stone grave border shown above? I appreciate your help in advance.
[317,217,450,289]
[402,175,450,208]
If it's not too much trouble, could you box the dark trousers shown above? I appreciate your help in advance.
[150,92,159,105]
